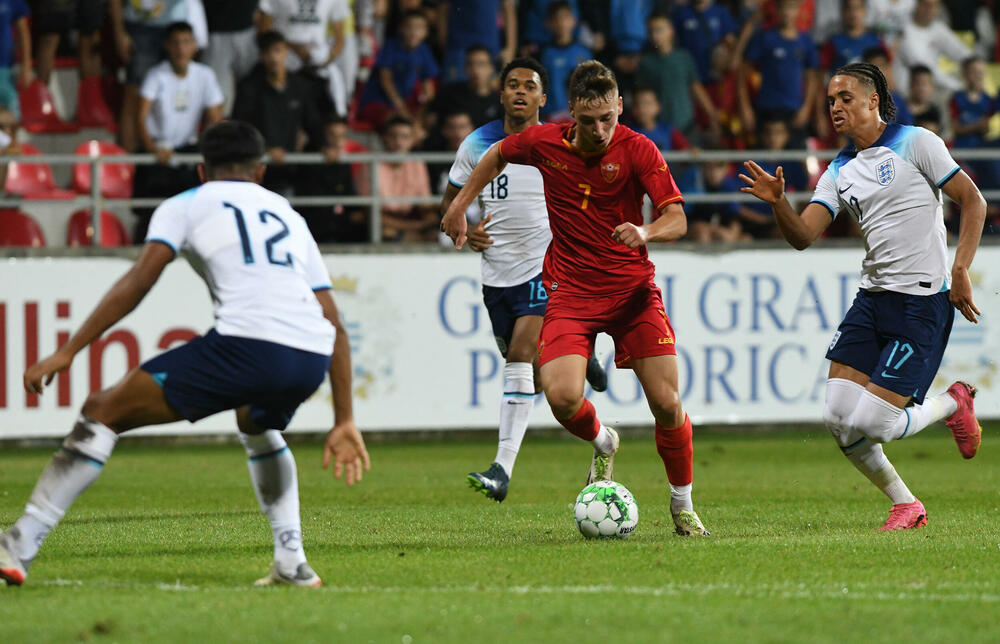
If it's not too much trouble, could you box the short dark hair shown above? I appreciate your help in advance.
[465,44,492,60]
[910,64,933,79]
[568,60,617,105]
[199,120,265,176]
[546,1,573,19]
[500,56,549,95]
[256,30,286,52]
[961,55,983,72]
[861,45,889,64]
[165,21,194,38]
[381,115,414,134]
[401,8,427,23]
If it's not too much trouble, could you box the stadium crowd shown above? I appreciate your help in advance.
[0,0,998,244]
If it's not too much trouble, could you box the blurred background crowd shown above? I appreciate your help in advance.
[0,0,998,245]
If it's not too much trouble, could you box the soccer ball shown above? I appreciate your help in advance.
[574,481,638,539]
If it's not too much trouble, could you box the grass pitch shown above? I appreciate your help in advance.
[1,426,998,643]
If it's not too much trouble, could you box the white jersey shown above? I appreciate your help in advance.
[448,120,550,287]
[810,124,960,296]
[140,61,225,149]
[260,0,350,68]
[146,181,335,355]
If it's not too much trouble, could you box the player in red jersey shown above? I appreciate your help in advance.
[442,60,709,536]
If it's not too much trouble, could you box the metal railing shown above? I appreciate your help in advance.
[4,147,1000,244]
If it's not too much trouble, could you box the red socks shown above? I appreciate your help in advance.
[655,414,693,486]
[558,398,600,441]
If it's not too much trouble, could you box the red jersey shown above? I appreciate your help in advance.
[499,122,683,297]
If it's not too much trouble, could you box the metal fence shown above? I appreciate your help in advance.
[4,146,1000,244]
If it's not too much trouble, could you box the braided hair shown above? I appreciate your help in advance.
[832,62,897,123]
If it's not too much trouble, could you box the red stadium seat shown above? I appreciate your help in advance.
[72,140,135,199]
[66,209,131,247]
[76,76,117,131]
[4,143,76,199]
[0,209,46,247]
[18,80,79,134]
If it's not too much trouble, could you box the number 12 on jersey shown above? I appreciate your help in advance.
[224,201,293,267]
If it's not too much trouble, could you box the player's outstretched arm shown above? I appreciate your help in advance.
[315,288,370,486]
[612,202,687,248]
[23,241,174,395]
[739,160,831,250]
[942,170,986,323]
[441,144,507,249]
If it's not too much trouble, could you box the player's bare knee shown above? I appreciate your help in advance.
[505,346,536,364]
[544,386,583,420]
[81,392,123,432]
[648,391,683,427]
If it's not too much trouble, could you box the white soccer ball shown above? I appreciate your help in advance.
[573,481,638,539]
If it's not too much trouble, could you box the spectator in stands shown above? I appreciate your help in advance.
[428,110,474,192]
[738,0,820,145]
[740,118,808,239]
[438,0,517,83]
[358,9,439,130]
[687,159,745,242]
[258,0,351,117]
[133,21,224,241]
[203,0,259,117]
[519,0,579,56]
[298,114,369,243]
[377,115,437,242]
[233,30,324,197]
[822,0,884,71]
[428,45,502,132]
[951,56,999,196]
[866,0,916,37]
[629,86,691,152]
[862,45,913,125]
[908,64,944,134]
[894,0,971,93]
[637,13,719,141]
[0,0,31,119]
[703,37,743,148]
[539,1,590,120]
[110,0,191,151]
[671,0,739,85]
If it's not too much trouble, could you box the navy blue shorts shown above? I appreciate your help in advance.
[482,273,547,357]
[141,329,330,430]
[826,289,954,404]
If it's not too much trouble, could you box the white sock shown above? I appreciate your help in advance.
[851,389,957,443]
[897,392,958,439]
[239,431,306,575]
[7,416,118,567]
[841,439,916,505]
[495,362,535,476]
[591,424,616,455]
[669,483,693,514]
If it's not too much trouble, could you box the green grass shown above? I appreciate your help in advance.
[1,426,999,643]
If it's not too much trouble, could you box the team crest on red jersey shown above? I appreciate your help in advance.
[601,161,621,183]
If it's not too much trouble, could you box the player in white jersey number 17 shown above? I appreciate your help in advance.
[1,121,369,588]
[741,62,985,531]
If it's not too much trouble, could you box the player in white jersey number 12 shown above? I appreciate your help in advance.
[0,121,369,588]
[741,62,986,531]
[440,57,607,502]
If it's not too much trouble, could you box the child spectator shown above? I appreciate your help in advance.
[950,56,999,195]
[377,116,437,242]
[739,0,820,143]
[908,64,944,134]
[359,9,439,129]
[862,46,912,125]
[740,118,808,239]
[821,0,884,71]
[688,160,745,242]
[0,0,31,119]
[894,0,971,93]
[298,114,369,243]
[519,0,580,56]
[438,0,517,83]
[539,1,590,120]
[428,45,503,132]
[629,86,699,193]
[671,0,738,85]
[637,13,719,140]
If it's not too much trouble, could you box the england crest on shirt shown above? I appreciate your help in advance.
[876,158,895,185]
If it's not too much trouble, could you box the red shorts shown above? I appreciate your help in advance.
[538,283,677,369]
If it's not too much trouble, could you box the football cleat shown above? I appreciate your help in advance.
[0,533,27,586]
[672,509,711,536]
[879,498,927,531]
[586,355,608,393]
[945,382,981,459]
[466,462,510,503]
[585,426,620,485]
[254,562,322,587]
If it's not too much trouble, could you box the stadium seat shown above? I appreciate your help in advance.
[66,209,131,247]
[72,140,135,199]
[18,79,79,134]
[4,143,76,199]
[76,77,116,131]
[0,209,46,247]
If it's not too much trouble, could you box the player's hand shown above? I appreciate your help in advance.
[739,161,785,205]
[950,267,981,324]
[24,349,73,395]
[612,222,649,249]
[466,214,493,252]
[322,420,370,486]
[441,203,469,249]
